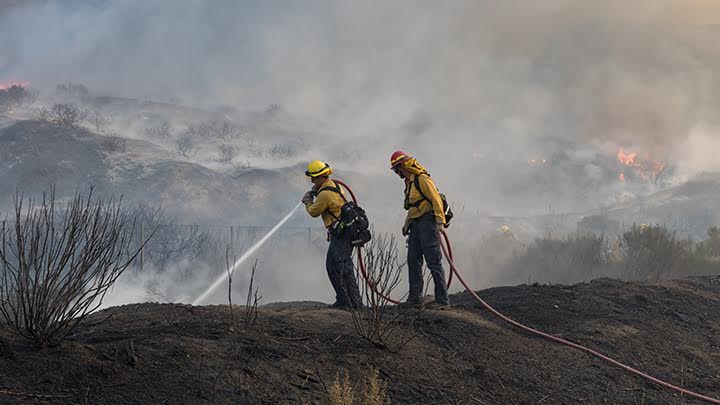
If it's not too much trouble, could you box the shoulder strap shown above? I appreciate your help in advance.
[405,174,429,208]
[317,181,347,221]
[317,181,348,202]
[414,175,428,201]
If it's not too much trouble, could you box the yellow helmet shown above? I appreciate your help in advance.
[305,160,333,178]
[499,225,511,233]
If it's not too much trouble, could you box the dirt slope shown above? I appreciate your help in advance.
[1,277,719,404]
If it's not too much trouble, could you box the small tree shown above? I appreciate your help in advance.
[0,188,151,348]
[619,224,688,281]
[35,103,89,128]
[87,110,111,133]
[0,85,38,111]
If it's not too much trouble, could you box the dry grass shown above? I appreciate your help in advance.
[327,367,388,405]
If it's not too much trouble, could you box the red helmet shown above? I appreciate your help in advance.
[390,150,411,169]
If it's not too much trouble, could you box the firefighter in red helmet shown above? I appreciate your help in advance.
[390,151,450,309]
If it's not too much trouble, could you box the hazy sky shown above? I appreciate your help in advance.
[3,0,720,210]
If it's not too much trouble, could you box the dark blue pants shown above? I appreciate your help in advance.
[326,232,362,307]
[407,214,449,305]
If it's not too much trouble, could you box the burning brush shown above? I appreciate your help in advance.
[616,148,667,184]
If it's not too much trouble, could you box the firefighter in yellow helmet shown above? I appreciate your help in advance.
[499,225,516,241]
[302,160,362,309]
[389,151,450,309]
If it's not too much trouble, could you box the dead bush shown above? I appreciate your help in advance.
[175,134,197,158]
[35,103,89,128]
[130,203,211,273]
[268,143,297,160]
[102,132,128,152]
[184,122,212,139]
[350,233,420,351]
[225,247,261,331]
[87,110,111,133]
[144,121,172,139]
[208,120,244,140]
[217,143,237,163]
[0,188,151,348]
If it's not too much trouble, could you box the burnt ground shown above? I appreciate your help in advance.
[1,276,719,404]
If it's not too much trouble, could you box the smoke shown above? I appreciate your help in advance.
[3,1,719,199]
[3,1,720,301]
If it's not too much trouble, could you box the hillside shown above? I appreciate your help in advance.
[0,120,308,224]
[1,277,719,404]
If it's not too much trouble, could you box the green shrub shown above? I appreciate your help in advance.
[504,225,720,283]
[618,224,689,281]
[506,233,607,283]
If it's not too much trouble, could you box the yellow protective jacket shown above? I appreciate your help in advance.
[404,173,446,225]
[306,179,346,228]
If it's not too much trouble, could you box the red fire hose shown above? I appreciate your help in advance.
[334,178,720,404]
[438,230,720,404]
[334,179,453,305]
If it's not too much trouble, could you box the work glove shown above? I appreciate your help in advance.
[301,191,314,205]
[402,221,411,237]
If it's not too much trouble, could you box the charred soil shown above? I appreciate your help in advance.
[1,277,719,404]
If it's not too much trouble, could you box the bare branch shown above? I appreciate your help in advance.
[0,187,151,348]
[349,232,420,352]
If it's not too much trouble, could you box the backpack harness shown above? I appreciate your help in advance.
[403,174,453,226]
[317,182,371,246]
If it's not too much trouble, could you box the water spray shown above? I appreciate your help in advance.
[191,202,303,305]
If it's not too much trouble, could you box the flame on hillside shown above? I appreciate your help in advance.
[0,80,30,90]
[616,148,666,183]
[528,158,547,167]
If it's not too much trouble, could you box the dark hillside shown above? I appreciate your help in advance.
[1,277,719,404]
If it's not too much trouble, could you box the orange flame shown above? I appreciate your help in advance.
[0,80,30,91]
[617,148,637,166]
[528,158,547,167]
[616,148,666,183]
